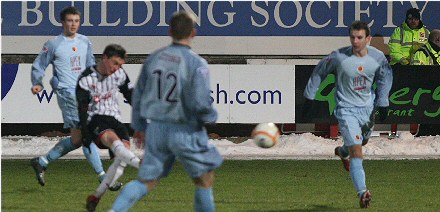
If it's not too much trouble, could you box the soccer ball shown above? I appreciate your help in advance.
[252,123,280,148]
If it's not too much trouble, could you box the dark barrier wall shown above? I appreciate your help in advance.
[295,65,440,124]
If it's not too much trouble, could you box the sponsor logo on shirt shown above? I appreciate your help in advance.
[70,56,81,71]
[353,76,367,91]
[93,92,113,102]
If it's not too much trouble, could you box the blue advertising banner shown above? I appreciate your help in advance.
[2,1,439,36]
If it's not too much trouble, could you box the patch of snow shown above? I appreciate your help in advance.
[2,132,440,160]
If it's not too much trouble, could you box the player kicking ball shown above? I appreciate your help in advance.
[76,44,141,212]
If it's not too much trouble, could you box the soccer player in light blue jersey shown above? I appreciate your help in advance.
[303,21,393,208]
[30,6,121,191]
[110,11,223,212]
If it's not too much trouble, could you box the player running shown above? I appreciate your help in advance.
[30,6,120,191]
[303,21,393,208]
[110,11,223,212]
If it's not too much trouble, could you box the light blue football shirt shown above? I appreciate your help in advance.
[31,33,95,90]
[304,45,393,108]
[131,44,217,131]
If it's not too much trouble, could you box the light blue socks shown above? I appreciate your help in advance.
[195,187,215,212]
[350,157,367,197]
[111,180,148,212]
[39,137,76,167]
[82,142,105,176]
[111,181,215,212]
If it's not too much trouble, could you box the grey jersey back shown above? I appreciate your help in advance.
[131,44,217,130]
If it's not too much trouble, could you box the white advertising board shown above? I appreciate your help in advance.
[228,65,295,123]
[1,64,296,124]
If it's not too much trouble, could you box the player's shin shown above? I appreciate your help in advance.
[195,187,215,212]
[82,142,105,177]
[110,140,140,168]
[111,180,148,211]
[350,158,367,196]
[94,159,124,197]
[110,161,126,187]
[46,137,77,162]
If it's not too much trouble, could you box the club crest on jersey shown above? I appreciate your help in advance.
[419,32,427,42]
[42,46,48,53]
[357,66,363,72]
[72,47,78,52]
[356,135,361,140]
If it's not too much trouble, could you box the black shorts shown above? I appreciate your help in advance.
[87,115,130,149]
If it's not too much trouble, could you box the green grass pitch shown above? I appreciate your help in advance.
[2,159,440,211]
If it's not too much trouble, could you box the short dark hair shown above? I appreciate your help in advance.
[170,11,195,40]
[103,44,127,60]
[60,6,81,22]
[349,21,370,37]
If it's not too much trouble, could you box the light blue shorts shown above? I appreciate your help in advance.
[334,106,374,147]
[138,122,223,181]
[56,88,79,129]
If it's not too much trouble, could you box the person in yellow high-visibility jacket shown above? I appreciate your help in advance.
[411,29,440,65]
[388,8,430,65]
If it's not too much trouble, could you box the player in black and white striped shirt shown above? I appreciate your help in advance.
[76,44,141,212]
[78,60,132,122]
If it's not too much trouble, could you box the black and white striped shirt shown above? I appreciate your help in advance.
[77,66,133,126]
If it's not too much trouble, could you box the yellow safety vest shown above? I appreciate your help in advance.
[411,43,440,65]
[388,22,430,65]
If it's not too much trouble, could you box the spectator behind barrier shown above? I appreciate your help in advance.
[387,8,430,136]
[388,8,430,65]
[411,29,440,65]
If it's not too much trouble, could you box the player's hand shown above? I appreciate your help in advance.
[399,58,410,65]
[377,107,389,122]
[302,99,314,122]
[412,44,423,53]
[31,85,43,94]
[133,130,145,149]
[80,128,92,149]
[82,137,92,149]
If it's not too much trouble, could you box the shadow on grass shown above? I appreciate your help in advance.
[2,186,41,194]
[245,205,340,212]
[292,205,341,212]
